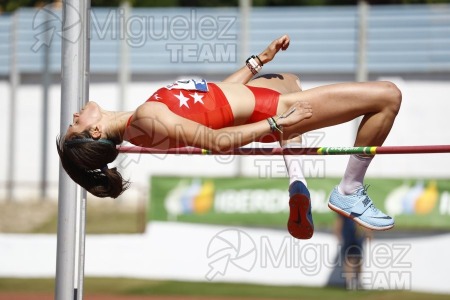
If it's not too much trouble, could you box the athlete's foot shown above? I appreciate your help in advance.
[328,185,394,231]
[287,181,314,239]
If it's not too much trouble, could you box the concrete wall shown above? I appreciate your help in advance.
[0,77,449,201]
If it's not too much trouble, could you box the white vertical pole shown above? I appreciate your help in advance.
[237,0,251,176]
[7,11,20,201]
[356,0,369,82]
[41,7,51,200]
[239,0,250,64]
[75,0,91,300]
[76,192,87,300]
[75,0,90,299]
[118,0,130,112]
[116,1,130,201]
[55,0,90,299]
[354,0,369,136]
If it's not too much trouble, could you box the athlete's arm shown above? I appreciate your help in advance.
[134,100,311,151]
[222,35,291,84]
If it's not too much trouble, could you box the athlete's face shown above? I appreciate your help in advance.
[66,101,102,136]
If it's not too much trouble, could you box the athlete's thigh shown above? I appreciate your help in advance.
[279,81,393,136]
[246,73,303,94]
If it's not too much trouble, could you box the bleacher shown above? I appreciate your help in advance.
[0,4,449,76]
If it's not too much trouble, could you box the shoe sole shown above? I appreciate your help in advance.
[287,194,314,239]
[328,202,394,231]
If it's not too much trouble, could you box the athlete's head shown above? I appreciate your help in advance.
[56,101,129,198]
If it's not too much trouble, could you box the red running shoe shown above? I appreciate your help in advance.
[287,181,314,239]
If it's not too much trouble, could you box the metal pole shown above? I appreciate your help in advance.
[7,11,20,201]
[354,0,369,138]
[75,0,90,298]
[239,0,250,64]
[76,193,87,300]
[356,0,369,82]
[41,7,51,200]
[118,0,130,112]
[55,0,90,299]
[237,0,251,176]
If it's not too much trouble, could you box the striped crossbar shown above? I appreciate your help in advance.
[118,145,450,155]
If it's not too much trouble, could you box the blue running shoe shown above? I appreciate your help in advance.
[328,185,394,231]
[287,181,314,239]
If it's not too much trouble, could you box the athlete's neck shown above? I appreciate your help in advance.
[102,110,134,141]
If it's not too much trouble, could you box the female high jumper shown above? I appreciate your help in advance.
[57,35,401,239]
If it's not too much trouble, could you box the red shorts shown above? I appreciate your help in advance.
[245,85,281,143]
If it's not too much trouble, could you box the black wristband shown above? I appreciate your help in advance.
[255,55,264,66]
[246,55,262,74]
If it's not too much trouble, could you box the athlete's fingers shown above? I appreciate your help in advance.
[298,101,311,107]
[281,36,290,50]
[278,101,313,127]
[275,35,287,48]
[294,101,312,111]
[295,103,313,119]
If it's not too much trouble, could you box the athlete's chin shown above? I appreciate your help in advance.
[86,101,100,108]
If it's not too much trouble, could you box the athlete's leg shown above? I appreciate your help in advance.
[277,81,402,231]
[247,73,307,186]
[277,81,402,146]
[248,73,313,239]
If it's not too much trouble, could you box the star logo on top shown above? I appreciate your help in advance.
[174,91,205,108]
[191,92,204,104]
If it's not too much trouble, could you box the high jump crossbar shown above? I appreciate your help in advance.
[118,144,450,156]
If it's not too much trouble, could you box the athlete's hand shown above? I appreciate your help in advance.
[258,35,290,64]
[276,101,313,128]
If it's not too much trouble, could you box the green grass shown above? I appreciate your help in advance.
[35,209,145,234]
[0,278,449,300]
[0,200,146,234]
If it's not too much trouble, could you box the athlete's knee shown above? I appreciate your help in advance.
[381,81,402,115]
[374,81,402,115]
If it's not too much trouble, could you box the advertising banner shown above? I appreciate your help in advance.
[149,176,450,230]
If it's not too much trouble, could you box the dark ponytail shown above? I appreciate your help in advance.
[56,131,130,198]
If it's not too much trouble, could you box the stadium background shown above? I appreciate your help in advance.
[0,0,450,299]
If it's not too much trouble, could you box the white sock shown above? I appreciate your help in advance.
[282,142,307,187]
[338,155,373,195]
